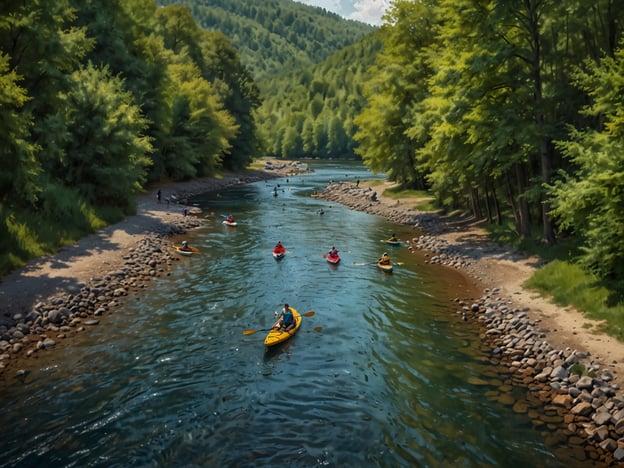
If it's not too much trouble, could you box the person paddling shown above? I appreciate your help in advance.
[274,303,295,331]
[378,252,391,265]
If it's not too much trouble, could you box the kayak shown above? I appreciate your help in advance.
[326,254,340,265]
[382,239,401,246]
[223,220,238,226]
[377,261,393,272]
[264,308,302,347]
[273,248,286,260]
[174,246,200,256]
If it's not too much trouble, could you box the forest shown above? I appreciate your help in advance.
[0,0,365,275]
[3,0,624,296]
[353,0,624,286]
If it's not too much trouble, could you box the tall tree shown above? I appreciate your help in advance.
[354,2,435,189]
[0,53,40,206]
[52,63,153,210]
[550,40,624,279]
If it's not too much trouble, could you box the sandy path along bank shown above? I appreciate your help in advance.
[0,164,300,374]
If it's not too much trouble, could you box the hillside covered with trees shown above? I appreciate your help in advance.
[256,33,381,159]
[155,0,375,79]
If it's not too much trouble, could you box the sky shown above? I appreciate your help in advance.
[296,0,390,26]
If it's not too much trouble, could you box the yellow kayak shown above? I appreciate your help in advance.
[264,308,302,347]
[174,246,200,256]
[377,261,393,272]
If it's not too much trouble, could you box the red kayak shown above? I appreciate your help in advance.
[326,253,340,264]
[273,247,286,260]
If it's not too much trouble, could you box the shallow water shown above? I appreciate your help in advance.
[0,162,581,466]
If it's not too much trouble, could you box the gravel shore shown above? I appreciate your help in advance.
[321,181,624,465]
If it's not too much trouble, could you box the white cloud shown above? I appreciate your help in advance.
[348,0,390,26]
[296,0,389,26]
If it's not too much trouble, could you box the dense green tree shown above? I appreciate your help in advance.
[0,53,40,205]
[156,0,374,79]
[198,30,262,169]
[161,61,238,178]
[257,34,381,159]
[354,1,435,189]
[550,41,624,279]
[52,63,153,210]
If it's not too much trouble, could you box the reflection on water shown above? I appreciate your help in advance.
[0,161,577,466]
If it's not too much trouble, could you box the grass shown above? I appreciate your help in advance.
[483,218,582,262]
[481,219,624,341]
[524,260,624,340]
[381,185,440,211]
[0,198,124,277]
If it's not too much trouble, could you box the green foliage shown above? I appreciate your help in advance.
[549,40,624,279]
[355,1,435,189]
[155,0,374,80]
[483,219,582,262]
[258,34,382,159]
[0,184,120,276]
[0,53,41,206]
[51,63,153,211]
[525,261,624,341]
[570,363,595,378]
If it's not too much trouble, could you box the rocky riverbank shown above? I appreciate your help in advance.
[0,163,305,379]
[321,181,624,466]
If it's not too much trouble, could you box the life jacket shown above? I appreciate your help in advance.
[282,309,294,325]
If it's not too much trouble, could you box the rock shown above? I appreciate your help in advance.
[552,394,573,408]
[42,338,56,348]
[571,401,593,417]
[576,375,594,390]
[593,410,612,426]
[550,365,569,380]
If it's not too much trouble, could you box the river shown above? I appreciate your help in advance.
[0,161,581,466]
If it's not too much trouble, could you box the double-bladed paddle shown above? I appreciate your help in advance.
[243,310,315,335]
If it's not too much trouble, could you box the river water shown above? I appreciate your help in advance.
[1,162,580,466]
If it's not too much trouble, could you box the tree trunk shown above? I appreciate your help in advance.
[540,139,556,244]
[493,188,502,225]
[526,0,556,245]
[470,187,482,219]
[515,163,531,238]
[484,184,493,223]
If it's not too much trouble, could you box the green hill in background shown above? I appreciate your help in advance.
[155,0,375,79]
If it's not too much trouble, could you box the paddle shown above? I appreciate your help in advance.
[352,260,404,266]
[243,311,315,335]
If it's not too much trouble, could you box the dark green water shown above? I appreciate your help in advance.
[1,162,575,466]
